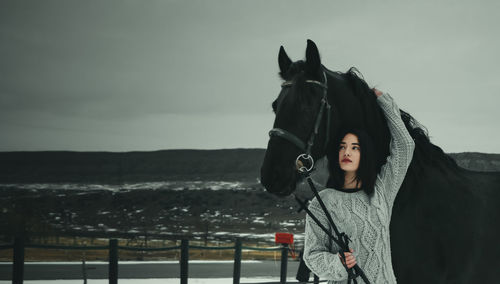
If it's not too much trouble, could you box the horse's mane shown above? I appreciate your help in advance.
[337,67,465,183]
[280,62,465,183]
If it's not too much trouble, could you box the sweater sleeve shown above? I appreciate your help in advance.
[375,92,416,211]
[303,196,349,281]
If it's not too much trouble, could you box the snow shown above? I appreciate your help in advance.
[0,278,297,284]
[0,260,263,265]
[0,181,252,192]
[0,261,297,283]
[253,217,265,224]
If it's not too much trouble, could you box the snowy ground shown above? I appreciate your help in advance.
[1,260,263,264]
[0,261,302,283]
[0,277,297,284]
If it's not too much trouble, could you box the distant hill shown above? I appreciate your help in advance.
[0,149,265,183]
[448,152,500,172]
[0,149,499,183]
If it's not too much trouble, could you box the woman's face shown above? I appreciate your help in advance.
[338,133,361,173]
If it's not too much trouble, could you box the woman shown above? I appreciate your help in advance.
[303,88,415,283]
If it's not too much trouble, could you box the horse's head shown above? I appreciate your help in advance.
[260,39,395,197]
[260,40,350,196]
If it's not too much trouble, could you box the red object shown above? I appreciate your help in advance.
[275,232,294,244]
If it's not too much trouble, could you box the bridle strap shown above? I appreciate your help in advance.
[306,97,327,154]
[269,71,331,156]
[281,80,327,89]
[269,128,307,151]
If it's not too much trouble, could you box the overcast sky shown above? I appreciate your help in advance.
[1,0,499,153]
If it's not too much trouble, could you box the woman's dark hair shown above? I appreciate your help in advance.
[326,127,377,196]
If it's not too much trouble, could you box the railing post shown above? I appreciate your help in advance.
[233,238,242,284]
[180,239,189,284]
[108,239,118,284]
[82,242,88,284]
[13,235,25,284]
[280,243,288,284]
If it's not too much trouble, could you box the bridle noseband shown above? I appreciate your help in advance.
[268,71,331,172]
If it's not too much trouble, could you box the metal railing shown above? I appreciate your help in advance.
[1,236,323,284]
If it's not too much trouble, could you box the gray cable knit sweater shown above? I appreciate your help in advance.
[303,92,416,284]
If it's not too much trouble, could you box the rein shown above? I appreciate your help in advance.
[268,71,371,284]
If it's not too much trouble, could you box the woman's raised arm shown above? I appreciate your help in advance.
[373,90,415,212]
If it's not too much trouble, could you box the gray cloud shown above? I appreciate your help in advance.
[1,0,499,152]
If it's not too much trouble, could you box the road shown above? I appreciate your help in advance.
[0,260,301,280]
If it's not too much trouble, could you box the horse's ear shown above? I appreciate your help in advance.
[305,39,321,73]
[278,46,292,76]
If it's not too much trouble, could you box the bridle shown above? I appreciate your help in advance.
[268,71,331,173]
[267,70,371,283]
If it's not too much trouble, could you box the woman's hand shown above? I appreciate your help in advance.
[372,88,383,97]
[338,248,357,269]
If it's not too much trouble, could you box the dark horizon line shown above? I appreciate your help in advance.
[0,148,499,155]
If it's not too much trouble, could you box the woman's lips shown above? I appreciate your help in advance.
[342,158,352,163]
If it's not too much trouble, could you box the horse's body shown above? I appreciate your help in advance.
[260,40,500,283]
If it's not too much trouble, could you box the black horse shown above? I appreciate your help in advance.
[260,39,500,283]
